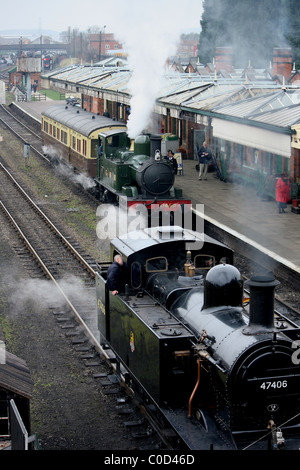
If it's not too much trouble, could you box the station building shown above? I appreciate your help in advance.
[40,46,300,200]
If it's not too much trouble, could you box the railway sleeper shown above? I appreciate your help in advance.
[79,353,96,360]
[60,323,77,330]
[115,405,135,415]
[74,345,92,352]
[124,418,145,428]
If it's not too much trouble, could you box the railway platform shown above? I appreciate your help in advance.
[13,100,300,275]
[174,160,300,275]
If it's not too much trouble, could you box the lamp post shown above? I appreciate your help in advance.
[98,25,106,62]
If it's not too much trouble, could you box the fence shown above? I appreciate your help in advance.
[31,93,46,101]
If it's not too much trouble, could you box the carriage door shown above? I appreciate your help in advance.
[193,130,206,160]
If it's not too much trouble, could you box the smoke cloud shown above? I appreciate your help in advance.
[7,273,95,313]
[111,0,202,138]
[42,145,96,190]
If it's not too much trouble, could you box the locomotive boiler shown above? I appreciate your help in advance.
[96,226,300,450]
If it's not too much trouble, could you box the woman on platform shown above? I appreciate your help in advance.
[276,172,291,213]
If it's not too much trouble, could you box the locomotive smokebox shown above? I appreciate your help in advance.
[243,273,280,335]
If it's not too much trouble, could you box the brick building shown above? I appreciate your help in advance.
[89,33,123,60]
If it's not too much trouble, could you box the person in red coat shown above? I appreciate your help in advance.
[276,172,291,213]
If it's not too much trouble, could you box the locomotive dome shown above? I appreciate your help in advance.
[204,263,243,309]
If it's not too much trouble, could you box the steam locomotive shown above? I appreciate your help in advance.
[96,225,300,450]
[41,105,190,217]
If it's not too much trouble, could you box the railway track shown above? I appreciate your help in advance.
[0,103,99,206]
[0,103,46,159]
[0,159,166,449]
[0,160,99,343]
[2,102,300,329]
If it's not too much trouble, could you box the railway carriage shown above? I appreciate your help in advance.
[42,104,127,178]
[96,225,300,450]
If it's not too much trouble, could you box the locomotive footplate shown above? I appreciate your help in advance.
[159,406,237,450]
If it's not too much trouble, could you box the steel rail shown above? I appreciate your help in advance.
[0,198,101,351]
[0,161,96,277]
[0,104,50,163]
[0,104,42,141]
[0,160,121,369]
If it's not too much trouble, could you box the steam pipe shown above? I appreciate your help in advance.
[188,358,201,418]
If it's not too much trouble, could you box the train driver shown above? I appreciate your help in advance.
[106,254,128,295]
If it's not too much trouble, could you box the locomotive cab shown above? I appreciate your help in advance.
[99,130,131,161]
[96,227,234,407]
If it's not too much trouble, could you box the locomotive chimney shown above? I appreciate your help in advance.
[243,273,280,335]
[150,134,162,158]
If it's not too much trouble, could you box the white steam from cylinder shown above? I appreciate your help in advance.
[112,0,202,139]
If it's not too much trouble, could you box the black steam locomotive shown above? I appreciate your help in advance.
[96,226,300,450]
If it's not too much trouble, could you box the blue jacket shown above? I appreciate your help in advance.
[198,145,211,164]
[106,261,127,292]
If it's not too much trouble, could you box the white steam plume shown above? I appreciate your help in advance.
[112,0,202,138]
[43,145,96,190]
[8,275,95,312]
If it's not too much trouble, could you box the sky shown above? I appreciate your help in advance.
[0,0,203,36]
[0,0,204,138]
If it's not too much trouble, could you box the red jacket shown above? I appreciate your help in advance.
[276,177,291,203]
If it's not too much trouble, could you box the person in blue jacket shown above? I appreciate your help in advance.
[106,254,128,295]
[198,142,211,181]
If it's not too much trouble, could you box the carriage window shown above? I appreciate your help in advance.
[91,139,98,158]
[61,130,67,144]
[83,139,87,156]
[146,257,168,272]
[194,254,215,269]
[131,262,142,288]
